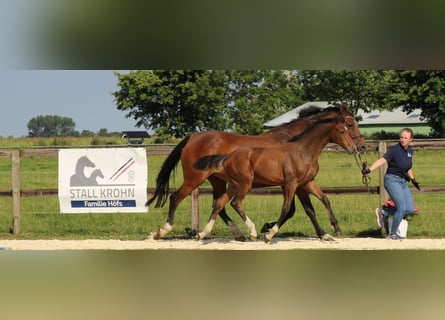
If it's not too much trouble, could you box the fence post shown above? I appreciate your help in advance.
[378,141,389,206]
[12,150,21,234]
[191,188,200,233]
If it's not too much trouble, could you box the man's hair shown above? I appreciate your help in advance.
[400,127,414,138]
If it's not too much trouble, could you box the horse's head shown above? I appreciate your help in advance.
[329,120,358,154]
[336,103,367,153]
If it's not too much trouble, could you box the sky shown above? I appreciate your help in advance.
[0,3,141,137]
[0,70,142,137]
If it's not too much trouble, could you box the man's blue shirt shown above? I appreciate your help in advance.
[383,142,413,181]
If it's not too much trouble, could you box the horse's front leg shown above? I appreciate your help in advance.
[264,185,296,243]
[261,194,296,233]
[301,180,339,238]
[296,186,334,241]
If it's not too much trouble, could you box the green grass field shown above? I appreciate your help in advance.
[0,137,444,240]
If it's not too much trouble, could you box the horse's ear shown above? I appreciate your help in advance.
[338,101,351,113]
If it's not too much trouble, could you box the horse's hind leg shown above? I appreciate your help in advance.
[154,182,198,239]
[230,194,257,241]
[207,176,246,241]
[197,188,235,241]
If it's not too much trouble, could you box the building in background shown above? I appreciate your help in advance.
[356,107,430,136]
[264,102,431,137]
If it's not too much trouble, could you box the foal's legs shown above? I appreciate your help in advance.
[296,186,335,241]
[301,180,340,237]
[197,186,236,240]
[260,195,296,233]
[207,176,246,241]
[264,185,297,243]
[229,193,257,241]
[260,181,338,241]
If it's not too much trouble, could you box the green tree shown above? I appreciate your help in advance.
[224,70,303,134]
[27,115,77,137]
[97,128,109,136]
[80,130,95,137]
[385,70,445,137]
[297,70,388,115]
[296,70,445,137]
[113,70,303,137]
[113,70,227,138]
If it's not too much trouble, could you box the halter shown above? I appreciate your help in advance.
[344,115,365,142]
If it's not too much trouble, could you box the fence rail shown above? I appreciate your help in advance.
[4,185,445,198]
[1,139,445,234]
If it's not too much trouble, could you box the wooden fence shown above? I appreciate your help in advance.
[1,140,445,234]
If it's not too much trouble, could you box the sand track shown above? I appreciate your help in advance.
[1,237,445,250]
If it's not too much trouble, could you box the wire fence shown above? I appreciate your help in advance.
[1,140,444,233]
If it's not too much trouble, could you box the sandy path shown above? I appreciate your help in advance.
[1,237,445,250]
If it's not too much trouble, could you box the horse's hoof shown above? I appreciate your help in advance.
[250,235,257,241]
[321,233,336,241]
[196,233,205,241]
[263,235,272,244]
[235,235,247,242]
[185,227,198,238]
[261,222,275,233]
[146,233,156,240]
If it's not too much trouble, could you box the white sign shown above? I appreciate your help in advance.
[58,148,147,213]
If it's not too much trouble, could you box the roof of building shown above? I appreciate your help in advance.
[356,107,426,125]
[263,102,427,127]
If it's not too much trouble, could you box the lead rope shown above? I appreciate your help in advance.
[354,152,371,193]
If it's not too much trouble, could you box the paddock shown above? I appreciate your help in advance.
[0,140,444,238]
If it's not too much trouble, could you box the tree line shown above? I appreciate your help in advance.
[27,70,445,138]
[27,115,120,137]
[113,70,445,138]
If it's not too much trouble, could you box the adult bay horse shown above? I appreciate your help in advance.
[147,103,366,240]
[193,106,359,242]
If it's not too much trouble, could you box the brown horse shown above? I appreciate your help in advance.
[147,103,366,240]
[193,106,359,242]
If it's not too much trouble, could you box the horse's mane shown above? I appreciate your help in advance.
[298,104,338,119]
[286,106,340,143]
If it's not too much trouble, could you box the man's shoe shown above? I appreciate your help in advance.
[375,208,386,228]
[387,233,403,240]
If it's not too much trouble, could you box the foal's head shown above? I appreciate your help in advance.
[328,121,358,154]
[336,103,367,153]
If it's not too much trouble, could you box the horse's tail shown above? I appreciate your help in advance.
[193,154,228,172]
[146,135,191,208]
